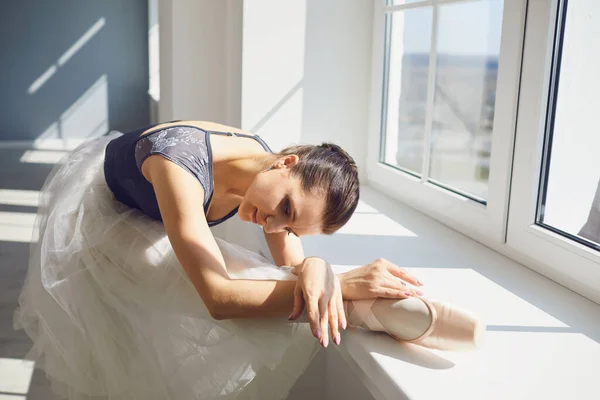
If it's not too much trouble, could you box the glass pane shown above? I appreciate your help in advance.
[538,0,600,251]
[380,7,433,175]
[428,0,504,201]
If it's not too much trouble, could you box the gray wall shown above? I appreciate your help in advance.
[0,0,149,141]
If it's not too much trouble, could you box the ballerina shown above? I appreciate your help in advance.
[14,120,483,400]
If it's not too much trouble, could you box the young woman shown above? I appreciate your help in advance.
[14,120,423,399]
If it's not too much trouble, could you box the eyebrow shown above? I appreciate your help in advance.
[287,195,299,237]
[289,195,297,223]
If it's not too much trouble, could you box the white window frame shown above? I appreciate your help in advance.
[368,0,600,303]
[506,0,600,303]
[366,0,527,244]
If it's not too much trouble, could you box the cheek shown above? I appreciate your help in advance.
[243,173,288,215]
[255,180,283,212]
[244,178,270,210]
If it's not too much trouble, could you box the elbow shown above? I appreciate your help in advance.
[208,303,228,321]
[205,282,232,321]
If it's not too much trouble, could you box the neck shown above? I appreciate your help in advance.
[213,153,278,197]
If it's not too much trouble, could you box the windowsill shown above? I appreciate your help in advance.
[303,185,600,400]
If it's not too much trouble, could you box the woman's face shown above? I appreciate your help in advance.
[239,156,326,236]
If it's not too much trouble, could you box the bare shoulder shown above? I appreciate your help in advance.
[142,154,207,235]
[139,120,258,138]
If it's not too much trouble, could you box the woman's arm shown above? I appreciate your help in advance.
[264,230,305,268]
[144,155,300,320]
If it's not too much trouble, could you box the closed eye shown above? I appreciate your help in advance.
[282,196,298,236]
[283,197,291,216]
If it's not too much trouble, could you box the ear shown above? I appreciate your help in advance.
[274,154,299,169]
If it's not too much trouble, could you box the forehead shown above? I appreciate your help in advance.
[289,183,326,236]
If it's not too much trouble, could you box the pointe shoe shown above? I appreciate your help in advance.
[349,297,485,352]
[400,298,485,351]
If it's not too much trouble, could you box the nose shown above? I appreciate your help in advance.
[263,215,285,234]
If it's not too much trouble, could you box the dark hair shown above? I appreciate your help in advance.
[278,143,359,235]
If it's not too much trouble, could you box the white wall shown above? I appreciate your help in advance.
[159,0,373,179]
[241,0,307,151]
[158,0,235,123]
[241,0,373,181]
[300,0,373,182]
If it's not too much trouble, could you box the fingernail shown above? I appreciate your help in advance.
[342,321,347,330]
[405,292,412,296]
[416,290,424,296]
[315,329,321,340]
[334,334,340,345]
[288,313,294,320]
[418,280,424,286]
[323,338,329,348]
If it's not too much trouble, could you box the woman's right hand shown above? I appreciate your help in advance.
[288,257,346,348]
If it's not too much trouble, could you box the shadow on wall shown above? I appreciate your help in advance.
[249,81,303,134]
[0,0,150,143]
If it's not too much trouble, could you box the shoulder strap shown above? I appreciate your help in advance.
[206,130,272,153]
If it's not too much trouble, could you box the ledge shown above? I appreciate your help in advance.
[306,186,600,400]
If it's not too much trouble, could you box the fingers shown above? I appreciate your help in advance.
[380,288,422,299]
[328,298,340,346]
[288,282,305,320]
[386,273,424,298]
[407,287,423,297]
[294,257,337,348]
[304,290,322,343]
[329,280,346,345]
[383,260,423,287]
[319,299,329,348]
[336,287,347,332]
[305,292,332,348]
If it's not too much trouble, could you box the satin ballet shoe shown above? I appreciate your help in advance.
[347,296,485,352]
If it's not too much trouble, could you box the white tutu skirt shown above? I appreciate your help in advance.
[13,132,319,400]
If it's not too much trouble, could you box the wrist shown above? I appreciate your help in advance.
[292,263,303,274]
[296,256,323,270]
[292,258,309,272]
[337,271,348,297]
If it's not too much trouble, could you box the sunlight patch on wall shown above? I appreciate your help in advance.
[27,65,57,95]
[33,74,109,150]
[58,18,106,66]
[0,358,35,398]
[27,17,106,95]
[0,212,38,243]
[0,189,39,207]
[19,150,69,165]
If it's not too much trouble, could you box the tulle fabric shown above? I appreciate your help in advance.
[13,132,319,400]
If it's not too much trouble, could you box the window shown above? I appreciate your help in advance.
[368,0,525,242]
[507,0,600,302]
[369,0,600,303]
[380,0,504,202]
[536,0,600,253]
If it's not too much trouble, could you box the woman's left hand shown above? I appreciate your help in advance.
[337,258,424,300]
[288,257,346,347]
